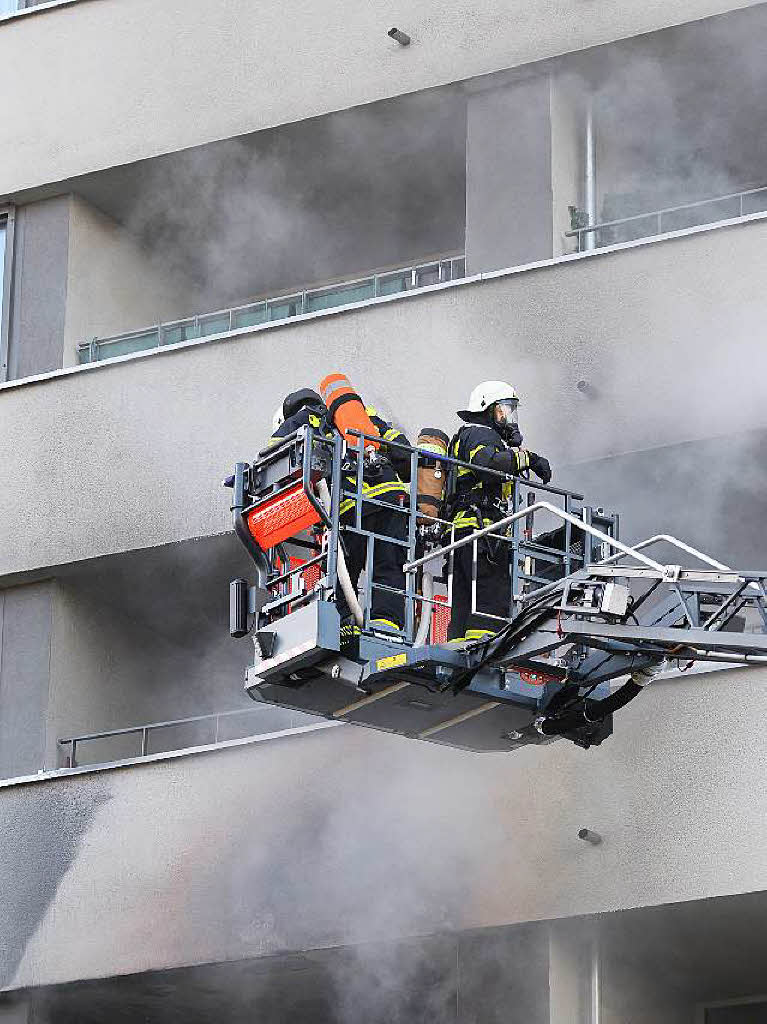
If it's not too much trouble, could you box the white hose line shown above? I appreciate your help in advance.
[413,569,434,647]
[317,479,364,627]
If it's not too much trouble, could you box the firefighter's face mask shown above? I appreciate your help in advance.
[493,400,522,446]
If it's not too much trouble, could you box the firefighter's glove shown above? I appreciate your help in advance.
[528,453,552,484]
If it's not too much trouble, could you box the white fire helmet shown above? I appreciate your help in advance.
[271,404,285,433]
[458,381,519,421]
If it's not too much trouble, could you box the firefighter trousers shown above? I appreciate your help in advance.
[336,499,408,629]
[448,530,511,642]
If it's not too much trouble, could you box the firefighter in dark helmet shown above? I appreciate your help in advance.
[332,399,411,639]
[269,388,331,443]
[447,380,551,643]
[271,386,410,642]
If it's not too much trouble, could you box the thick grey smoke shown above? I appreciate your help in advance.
[534,10,767,568]
[103,86,466,314]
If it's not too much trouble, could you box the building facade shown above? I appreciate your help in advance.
[1,0,767,1020]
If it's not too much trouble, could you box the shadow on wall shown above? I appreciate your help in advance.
[0,781,111,989]
[557,429,767,570]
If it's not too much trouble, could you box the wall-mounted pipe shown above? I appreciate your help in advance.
[585,98,597,252]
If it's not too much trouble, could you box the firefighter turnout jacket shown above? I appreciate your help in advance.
[337,409,410,518]
[269,406,332,445]
[449,423,530,530]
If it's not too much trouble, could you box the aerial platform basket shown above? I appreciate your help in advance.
[226,425,767,754]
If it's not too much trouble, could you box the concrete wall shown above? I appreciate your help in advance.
[3,195,199,379]
[2,662,767,992]
[6,197,69,379]
[465,71,583,271]
[465,76,554,273]
[0,0,763,198]
[550,74,583,257]
[0,583,53,778]
[1,215,766,579]
[63,197,199,367]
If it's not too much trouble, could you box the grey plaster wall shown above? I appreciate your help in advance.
[1,215,767,580]
[2,663,767,992]
[465,76,554,273]
[0,0,763,197]
[63,197,199,367]
[0,583,53,778]
[6,198,69,380]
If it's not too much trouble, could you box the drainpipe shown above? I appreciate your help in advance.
[584,97,597,251]
[589,931,601,1024]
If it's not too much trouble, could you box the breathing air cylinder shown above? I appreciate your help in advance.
[319,373,380,449]
[416,427,450,520]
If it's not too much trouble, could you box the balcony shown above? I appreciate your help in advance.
[566,184,767,251]
[4,662,767,994]
[76,256,466,364]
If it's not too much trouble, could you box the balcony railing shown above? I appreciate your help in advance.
[77,254,466,365]
[57,706,314,768]
[565,185,767,251]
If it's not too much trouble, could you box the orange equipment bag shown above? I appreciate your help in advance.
[247,482,322,551]
[319,372,380,449]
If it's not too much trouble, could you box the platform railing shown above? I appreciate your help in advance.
[565,185,767,251]
[77,254,466,364]
[249,427,596,645]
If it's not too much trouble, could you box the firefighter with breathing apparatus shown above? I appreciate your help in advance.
[446,381,551,643]
[269,387,331,443]
[318,374,411,642]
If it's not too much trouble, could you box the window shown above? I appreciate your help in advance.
[0,0,18,15]
[0,219,6,308]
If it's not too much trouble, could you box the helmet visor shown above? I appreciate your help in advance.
[493,399,519,430]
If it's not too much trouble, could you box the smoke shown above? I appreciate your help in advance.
[103,86,466,314]
[573,11,767,222]
[33,7,767,1019]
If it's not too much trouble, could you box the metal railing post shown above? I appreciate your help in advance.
[70,740,77,769]
[364,533,374,630]
[141,728,149,757]
[406,446,419,642]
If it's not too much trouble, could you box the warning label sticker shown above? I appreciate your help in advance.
[376,652,408,671]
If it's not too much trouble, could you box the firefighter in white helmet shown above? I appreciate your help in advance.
[447,381,551,643]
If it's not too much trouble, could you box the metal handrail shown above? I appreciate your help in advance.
[346,428,583,500]
[58,706,272,768]
[597,533,766,597]
[565,184,767,246]
[404,500,666,575]
[240,426,602,644]
[77,254,466,364]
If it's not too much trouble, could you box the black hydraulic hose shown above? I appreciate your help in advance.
[537,680,643,736]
